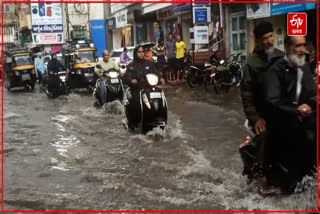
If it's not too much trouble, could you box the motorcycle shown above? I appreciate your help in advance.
[182,50,205,88]
[203,53,242,94]
[93,64,124,108]
[184,63,207,88]
[125,73,168,134]
[43,70,68,98]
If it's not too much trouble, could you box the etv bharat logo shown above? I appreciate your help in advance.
[287,13,307,36]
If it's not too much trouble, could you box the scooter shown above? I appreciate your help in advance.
[125,73,168,134]
[239,115,316,194]
[43,70,68,98]
[93,64,124,108]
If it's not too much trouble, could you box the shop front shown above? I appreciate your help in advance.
[245,3,316,54]
[140,3,170,44]
[112,9,133,49]
[156,4,192,48]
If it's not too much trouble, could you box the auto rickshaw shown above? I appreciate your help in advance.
[4,49,36,91]
[63,39,98,91]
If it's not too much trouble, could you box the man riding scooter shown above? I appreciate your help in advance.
[123,45,165,131]
[263,35,316,194]
[45,53,68,96]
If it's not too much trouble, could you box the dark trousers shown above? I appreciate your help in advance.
[176,58,185,80]
[266,115,316,191]
[48,74,60,92]
[167,58,177,80]
[127,89,142,128]
[37,70,43,84]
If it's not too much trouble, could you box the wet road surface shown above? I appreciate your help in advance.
[1,82,316,211]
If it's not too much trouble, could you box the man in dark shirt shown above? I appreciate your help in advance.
[240,22,284,193]
[46,53,67,93]
[241,22,284,133]
[263,35,316,193]
[47,53,66,72]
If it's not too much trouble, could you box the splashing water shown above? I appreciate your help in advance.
[102,100,126,116]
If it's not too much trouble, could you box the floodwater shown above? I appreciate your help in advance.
[1,82,316,211]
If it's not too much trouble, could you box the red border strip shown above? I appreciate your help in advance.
[2,210,320,213]
[1,1,4,213]
[1,0,319,213]
[316,1,320,210]
[0,1,318,3]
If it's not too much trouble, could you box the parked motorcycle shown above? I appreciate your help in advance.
[93,64,124,108]
[203,53,242,94]
[184,63,207,88]
[43,70,68,98]
[125,73,168,134]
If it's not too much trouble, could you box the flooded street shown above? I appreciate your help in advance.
[2,83,316,211]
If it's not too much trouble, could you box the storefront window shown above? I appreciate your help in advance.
[121,27,133,47]
[232,18,237,31]
[152,22,164,43]
[232,34,239,51]
[240,33,246,50]
[136,23,147,44]
[165,19,180,40]
[239,16,246,30]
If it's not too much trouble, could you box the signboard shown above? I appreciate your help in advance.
[172,4,192,13]
[115,9,127,28]
[4,4,11,13]
[287,13,307,36]
[157,9,174,20]
[194,26,208,44]
[193,7,211,24]
[247,4,270,19]
[271,3,316,16]
[107,17,116,31]
[91,20,107,57]
[31,3,63,44]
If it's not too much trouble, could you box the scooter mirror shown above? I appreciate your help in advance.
[96,64,102,69]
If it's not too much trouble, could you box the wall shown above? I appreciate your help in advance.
[89,4,104,20]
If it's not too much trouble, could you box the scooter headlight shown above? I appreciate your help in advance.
[109,71,119,78]
[60,76,66,82]
[219,60,224,65]
[15,71,20,76]
[146,73,159,86]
